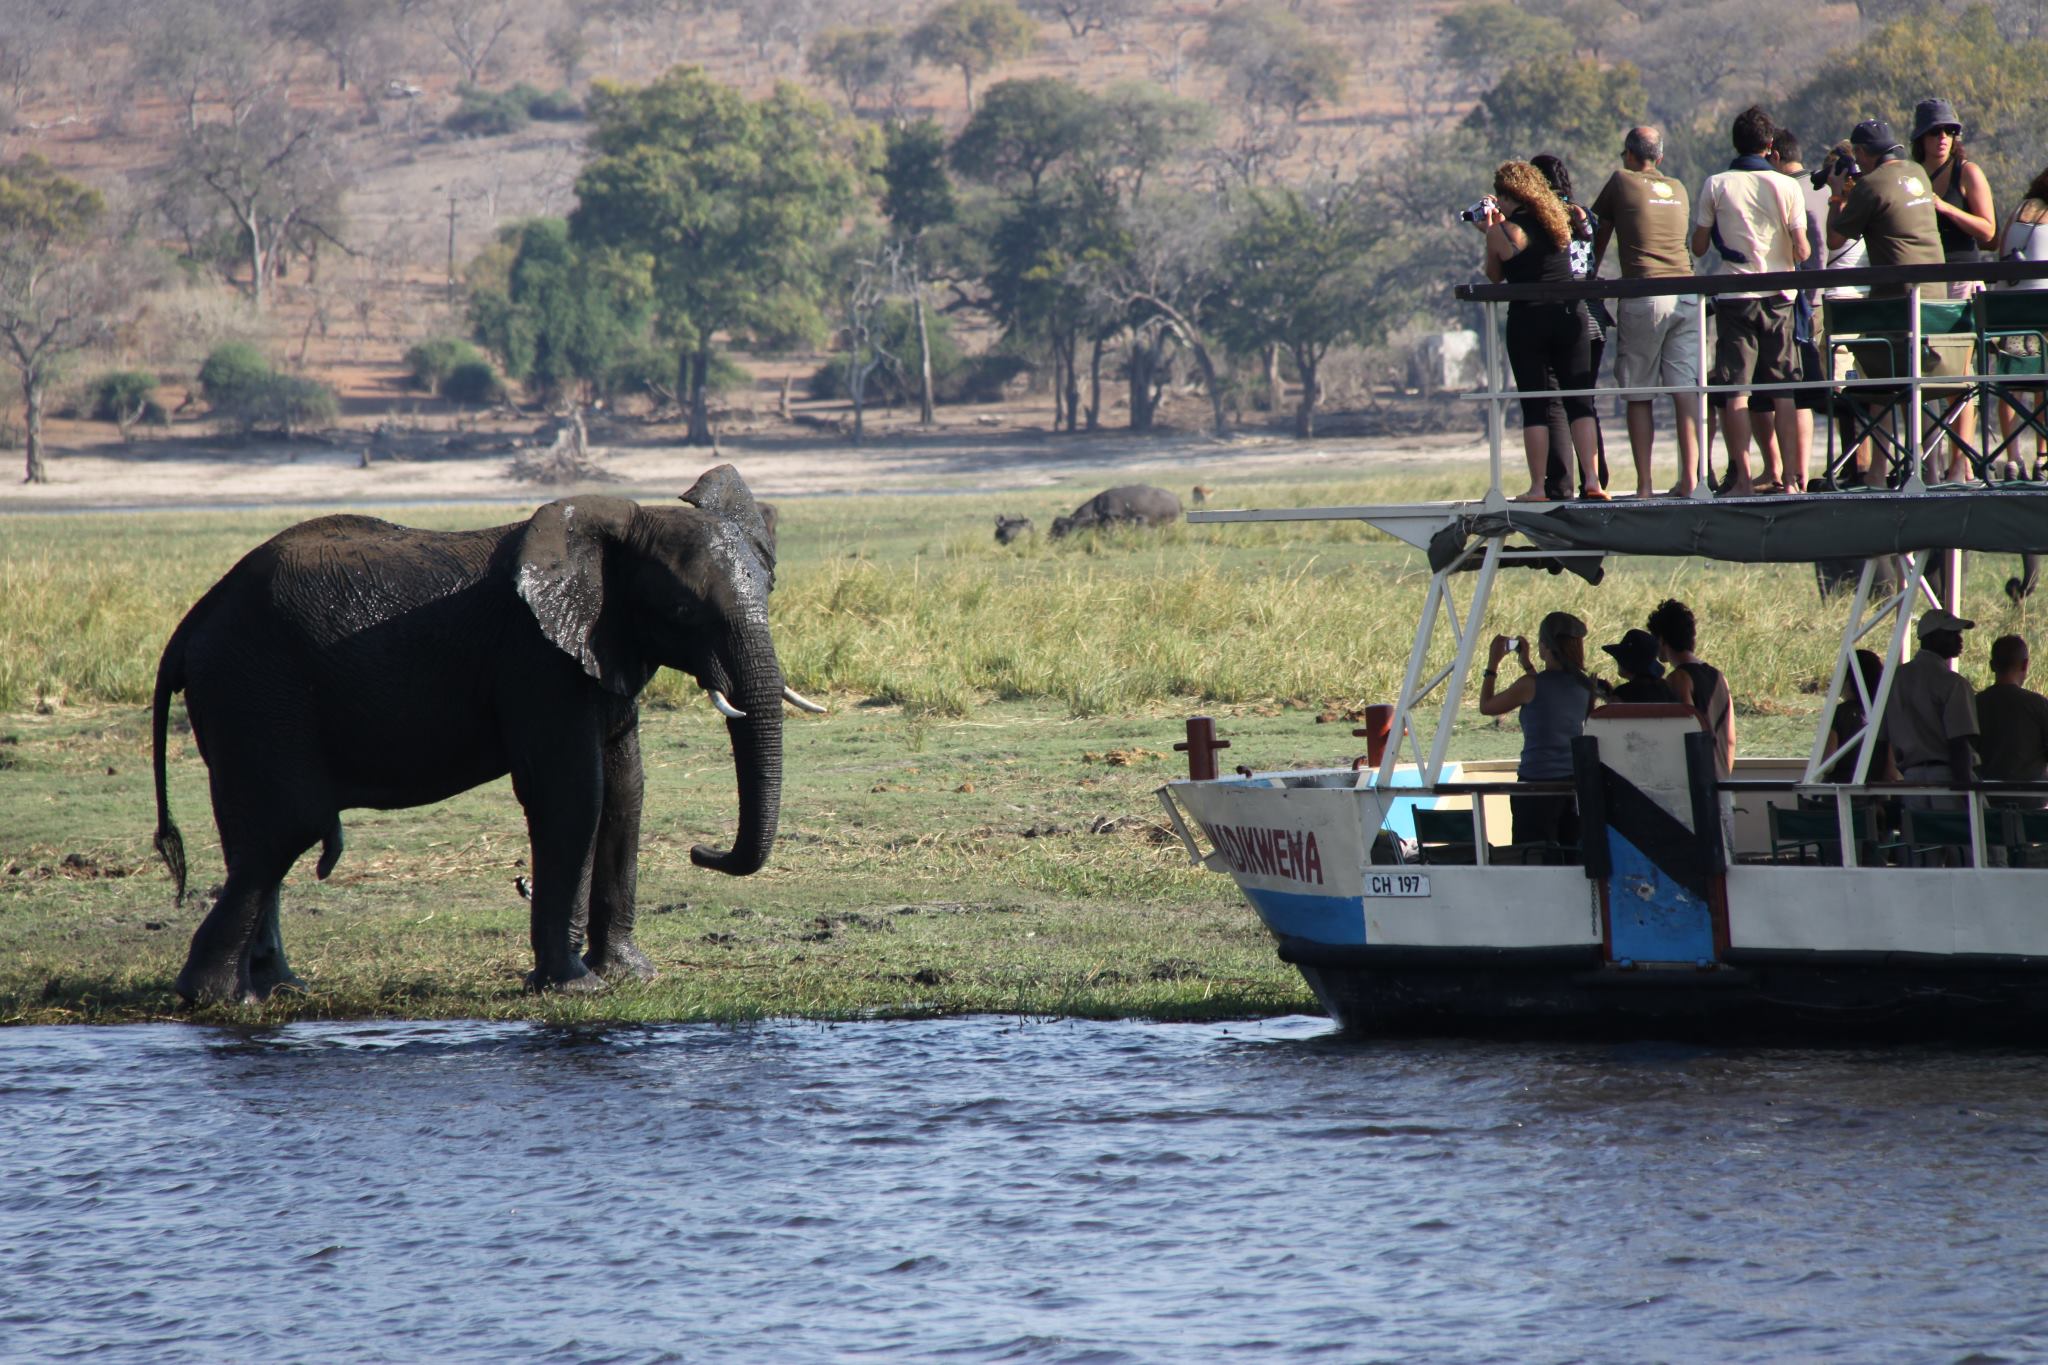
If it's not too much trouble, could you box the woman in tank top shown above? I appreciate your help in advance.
[1474,161,1606,502]
[1912,102,1996,481]
[1994,165,2048,471]
[1479,610,1598,854]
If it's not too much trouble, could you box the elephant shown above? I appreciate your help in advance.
[150,464,817,1004]
[1048,485,1183,539]
[994,514,1034,545]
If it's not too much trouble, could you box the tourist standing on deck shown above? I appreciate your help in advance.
[1886,609,1978,794]
[1992,164,2048,473]
[1692,106,1810,496]
[1474,161,1607,501]
[1646,598,1735,776]
[1480,611,1597,854]
[1747,128,1831,492]
[1533,153,1611,500]
[1826,119,1942,295]
[1912,99,1998,481]
[1591,126,1702,499]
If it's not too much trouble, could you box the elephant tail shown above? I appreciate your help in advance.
[151,631,187,905]
[315,817,344,881]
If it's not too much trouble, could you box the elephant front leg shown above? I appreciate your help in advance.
[513,743,607,995]
[584,720,655,982]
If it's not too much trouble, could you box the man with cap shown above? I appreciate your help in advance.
[1827,118,1943,298]
[1885,607,1979,794]
[1602,629,1677,702]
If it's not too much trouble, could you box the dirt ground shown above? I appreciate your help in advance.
[0,402,1492,512]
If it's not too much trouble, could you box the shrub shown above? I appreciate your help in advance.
[88,371,165,431]
[601,343,749,404]
[198,342,270,407]
[807,301,966,405]
[445,83,581,136]
[439,359,507,406]
[259,374,338,434]
[405,337,485,392]
[524,87,582,121]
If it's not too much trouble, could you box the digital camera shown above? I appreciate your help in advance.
[1459,195,1499,223]
[1810,153,1859,190]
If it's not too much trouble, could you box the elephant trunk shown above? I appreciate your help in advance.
[691,625,784,877]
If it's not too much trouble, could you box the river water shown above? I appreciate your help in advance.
[4,1016,2046,1363]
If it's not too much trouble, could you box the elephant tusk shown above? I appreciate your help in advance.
[710,689,747,719]
[782,686,828,714]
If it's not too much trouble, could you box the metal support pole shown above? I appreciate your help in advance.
[1694,293,1714,499]
[1483,298,1505,503]
[1905,283,1927,492]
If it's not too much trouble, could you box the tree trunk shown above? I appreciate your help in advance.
[686,345,712,446]
[848,359,866,444]
[962,67,975,112]
[247,215,268,312]
[913,282,935,425]
[1128,335,1156,432]
[1063,331,1081,435]
[1295,350,1317,439]
[1085,335,1104,431]
[779,372,793,422]
[1265,341,1282,415]
[1049,338,1067,431]
[21,374,44,484]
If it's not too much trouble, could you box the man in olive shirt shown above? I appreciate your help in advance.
[1592,126,1702,498]
[1827,119,1942,296]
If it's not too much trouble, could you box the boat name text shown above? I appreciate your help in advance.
[1203,822,1325,885]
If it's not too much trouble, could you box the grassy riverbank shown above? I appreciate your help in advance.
[4,465,2038,1024]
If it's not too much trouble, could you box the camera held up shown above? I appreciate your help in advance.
[1459,195,1499,224]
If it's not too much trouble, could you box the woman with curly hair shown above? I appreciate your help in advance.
[1475,159,1606,500]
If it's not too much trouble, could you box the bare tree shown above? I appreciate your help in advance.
[1021,0,1146,40]
[178,97,347,311]
[276,0,402,93]
[133,0,287,131]
[1084,191,1232,434]
[426,0,519,85]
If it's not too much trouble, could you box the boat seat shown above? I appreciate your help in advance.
[1766,802,1882,866]
[1823,296,1981,485]
[1413,807,1477,865]
[1973,291,2048,477]
[1899,807,2014,868]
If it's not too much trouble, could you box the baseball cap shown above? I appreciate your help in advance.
[1602,628,1665,678]
[1850,119,1901,153]
[1910,98,1961,143]
[1918,608,1976,638]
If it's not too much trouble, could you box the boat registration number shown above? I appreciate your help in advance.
[1366,873,1431,898]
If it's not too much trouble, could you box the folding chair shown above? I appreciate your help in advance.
[1412,806,1478,865]
[1973,291,2048,479]
[1823,296,1981,486]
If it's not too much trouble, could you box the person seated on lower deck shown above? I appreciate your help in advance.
[1824,648,1901,784]
[1479,611,1598,854]
[1977,633,2048,803]
[1602,629,1677,702]
[1647,598,1735,777]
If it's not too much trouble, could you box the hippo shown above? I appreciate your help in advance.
[1048,485,1183,539]
[995,514,1034,545]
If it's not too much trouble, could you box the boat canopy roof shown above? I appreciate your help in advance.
[1422,489,2048,571]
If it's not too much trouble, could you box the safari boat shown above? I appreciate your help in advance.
[1157,261,2048,1039]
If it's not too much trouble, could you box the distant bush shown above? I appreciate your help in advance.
[445,83,582,137]
[601,342,749,404]
[88,371,165,432]
[198,342,270,407]
[405,337,485,392]
[198,343,336,436]
[439,359,507,406]
[808,301,966,405]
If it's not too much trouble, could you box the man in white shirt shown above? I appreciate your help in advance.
[1692,105,1810,496]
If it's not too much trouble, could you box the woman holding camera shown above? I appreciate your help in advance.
[1476,160,1606,501]
[1479,611,1598,852]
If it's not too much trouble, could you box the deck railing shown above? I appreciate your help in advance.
[1454,259,2048,499]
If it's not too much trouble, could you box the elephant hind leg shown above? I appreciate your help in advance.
[314,816,344,881]
[176,811,328,1005]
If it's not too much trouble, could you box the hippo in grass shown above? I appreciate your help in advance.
[1048,485,1183,539]
[995,514,1034,545]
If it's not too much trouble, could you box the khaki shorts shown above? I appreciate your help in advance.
[1614,293,1703,393]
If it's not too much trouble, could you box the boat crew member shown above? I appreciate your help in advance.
[1602,628,1677,702]
[1480,610,1596,855]
[1646,598,1735,776]
[1886,608,1979,797]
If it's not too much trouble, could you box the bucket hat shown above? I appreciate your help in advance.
[1602,628,1665,679]
[1910,98,1961,143]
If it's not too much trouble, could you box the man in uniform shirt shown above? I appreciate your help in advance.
[1592,126,1703,498]
[1886,608,1979,800]
[1827,119,1942,296]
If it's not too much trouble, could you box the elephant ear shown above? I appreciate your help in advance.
[679,464,775,579]
[514,496,639,691]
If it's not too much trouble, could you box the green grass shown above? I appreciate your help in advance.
[4,462,2042,1023]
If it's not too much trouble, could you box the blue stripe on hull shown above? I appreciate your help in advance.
[1606,827,1717,963]
[1244,887,1367,946]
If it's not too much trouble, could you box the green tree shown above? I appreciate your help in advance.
[983,181,1127,432]
[1434,2,1573,90]
[571,67,874,445]
[468,217,654,405]
[0,157,147,483]
[883,119,958,424]
[1782,4,2048,199]
[805,26,911,116]
[1196,4,1348,124]
[1079,81,1213,204]
[910,0,1037,113]
[1466,53,1648,174]
[1215,185,1377,438]
[950,76,1101,196]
